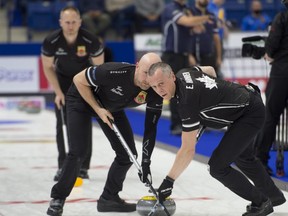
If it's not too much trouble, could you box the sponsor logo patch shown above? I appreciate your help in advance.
[134,91,147,104]
[77,46,87,57]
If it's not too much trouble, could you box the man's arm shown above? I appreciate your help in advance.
[177,14,211,27]
[213,33,222,69]
[91,52,104,65]
[142,108,162,160]
[167,130,198,180]
[199,66,217,77]
[158,129,198,202]
[138,106,162,184]
[41,54,64,109]
[73,70,113,128]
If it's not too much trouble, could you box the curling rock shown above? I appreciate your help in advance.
[136,196,176,216]
[25,101,41,114]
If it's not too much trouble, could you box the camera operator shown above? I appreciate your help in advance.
[254,0,288,176]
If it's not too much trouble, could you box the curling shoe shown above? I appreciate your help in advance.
[47,198,65,216]
[243,199,273,216]
[247,190,286,211]
[270,190,286,207]
[97,195,136,212]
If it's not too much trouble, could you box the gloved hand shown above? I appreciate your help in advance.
[158,176,174,203]
[138,159,152,184]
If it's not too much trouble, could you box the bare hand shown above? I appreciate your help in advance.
[192,24,206,34]
[55,93,65,109]
[264,53,274,63]
[96,108,114,129]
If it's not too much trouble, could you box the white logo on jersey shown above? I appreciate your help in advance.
[143,140,149,156]
[55,48,67,55]
[196,74,217,89]
[182,72,194,89]
[111,86,124,96]
[110,70,127,74]
[183,72,193,83]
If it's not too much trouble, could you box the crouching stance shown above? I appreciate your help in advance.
[147,62,286,216]
[47,53,162,215]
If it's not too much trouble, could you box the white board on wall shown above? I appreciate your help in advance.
[0,56,39,93]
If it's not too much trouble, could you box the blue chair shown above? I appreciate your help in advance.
[27,1,56,40]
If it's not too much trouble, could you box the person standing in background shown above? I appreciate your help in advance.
[161,0,211,135]
[254,0,288,176]
[41,6,104,181]
[241,0,272,31]
[208,0,229,78]
[208,0,229,43]
[189,0,222,78]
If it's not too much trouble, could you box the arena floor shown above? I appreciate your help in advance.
[0,109,287,216]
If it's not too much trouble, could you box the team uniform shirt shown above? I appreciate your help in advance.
[189,7,219,56]
[67,62,163,159]
[265,11,288,65]
[82,62,163,113]
[161,1,191,54]
[41,28,104,92]
[207,2,226,40]
[175,67,251,132]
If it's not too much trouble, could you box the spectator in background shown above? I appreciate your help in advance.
[134,0,165,33]
[78,0,111,37]
[105,0,135,40]
[241,0,272,31]
[189,0,223,78]
[208,0,229,69]
[207,0,229,41]
[161,0,211,135]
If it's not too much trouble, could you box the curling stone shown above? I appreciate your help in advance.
[136,196,176,216]
[25,101,41,114]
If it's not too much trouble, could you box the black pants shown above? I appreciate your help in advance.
[54,105,92,170]
[208,90,281,204]
[51,99,137,199]
[255,75,288,164]
[161,51,189,130]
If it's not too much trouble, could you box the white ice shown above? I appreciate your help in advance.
[0,109,287,216]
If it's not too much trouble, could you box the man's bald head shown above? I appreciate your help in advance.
[139,52,162,67]
[134,52,162,90]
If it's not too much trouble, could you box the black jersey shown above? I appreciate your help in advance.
[41,28,104,78]
[67,62,162,160]
[265,11,288,64]
[176,67,250,131]
[84,62,163,113]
